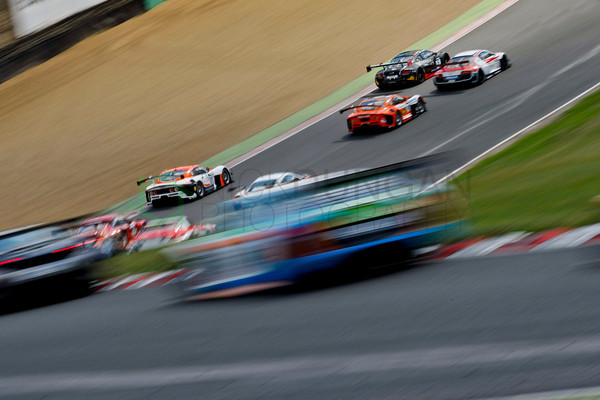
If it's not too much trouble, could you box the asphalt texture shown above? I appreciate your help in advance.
[2,0,600,398]
[2,246,600,399]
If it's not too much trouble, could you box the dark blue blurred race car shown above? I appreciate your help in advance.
[167,155,465,300]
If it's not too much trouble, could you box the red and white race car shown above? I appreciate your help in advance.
[340,94,426,133]
[434,49,510,89]
[126,217,215,253]
[75,214,146,252]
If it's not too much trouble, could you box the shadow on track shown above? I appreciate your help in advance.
[336,128,392,142]
[424,88,469,98]
[167,245,441,306]
[0,281,91,316]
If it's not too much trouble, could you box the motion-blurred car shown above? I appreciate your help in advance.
[434,49,510,89]
[167,155,465,300]
[126,217,215,253]
[340,94,426,133]
[233,172,309,199]
[367,49,450,89]
[0,227,109,300]
[137,165,232,207]
[76,214,146,252]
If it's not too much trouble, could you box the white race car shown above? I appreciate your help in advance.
[137,164,232,207]
[434,49,510,89]
[233,172,309,199]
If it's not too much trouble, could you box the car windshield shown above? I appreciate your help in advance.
[391,52,414,63]
[77,223,108,234]
[248,179,278,192]
[359,100,385,108]
[449,56,472,64]
[159,170,186,182]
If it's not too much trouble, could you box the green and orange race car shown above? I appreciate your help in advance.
[340,94,426,133]
[136,164,233,207]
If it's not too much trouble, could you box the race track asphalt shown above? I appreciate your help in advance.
[1,246,600,399]
[2,0,600,398]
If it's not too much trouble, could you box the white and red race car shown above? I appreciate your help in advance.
[126,217,215,253]
[434,49,510,89]
[75,213,146,252]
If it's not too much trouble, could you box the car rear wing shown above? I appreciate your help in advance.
[339,104,379,114]
[366,61,406,72]
[136,176,159,186]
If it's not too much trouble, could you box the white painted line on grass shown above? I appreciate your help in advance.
[420,80,600,194]
[478,385,600,400]
[423,43,600,158]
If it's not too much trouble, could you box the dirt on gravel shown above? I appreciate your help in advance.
[0,0,480,230]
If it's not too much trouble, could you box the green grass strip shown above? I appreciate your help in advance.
[453,89,600,237]
[94,248,173,281]
[547,397,600,400]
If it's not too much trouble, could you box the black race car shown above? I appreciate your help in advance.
[0,225,111,304]
[367,49,450,89]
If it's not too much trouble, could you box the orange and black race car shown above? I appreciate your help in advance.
[366,49,449,89]
[339,94,426,133]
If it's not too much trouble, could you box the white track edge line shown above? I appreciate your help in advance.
[420,81,600,194]
[478,384,600,400]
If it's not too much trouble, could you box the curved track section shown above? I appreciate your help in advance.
[2,1,600,399]
[142,0,600,224]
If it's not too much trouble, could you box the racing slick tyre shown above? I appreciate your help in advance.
[441,53,450,65]
[395,111,402,128]
[474,70,485,86]
[500,55,510,71]
[377,82,388,91]
[221,169,232,187]
[413,100,426,115]
[196,183,205,199]
[416,68,425,84]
